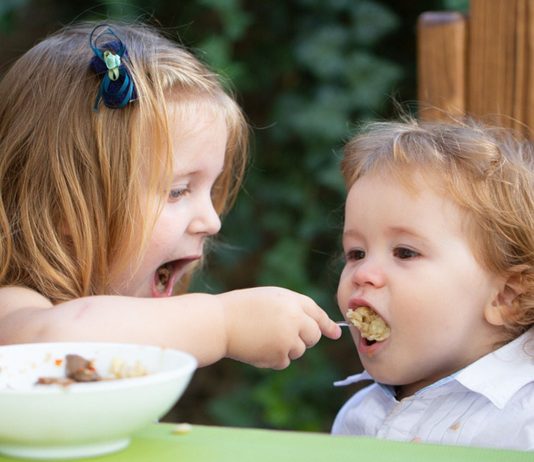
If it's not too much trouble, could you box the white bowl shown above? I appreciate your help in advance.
[0,342,197,460]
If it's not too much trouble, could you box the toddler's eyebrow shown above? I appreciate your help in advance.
[341,229,366,247]
[342,229,363,239]
[342,225,430,244]
[387,225,429,244]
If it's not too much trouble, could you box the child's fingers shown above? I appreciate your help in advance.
[299,316,322,348]
[288,339,307,360]
[301,298,342,340]
[271,356,291,370]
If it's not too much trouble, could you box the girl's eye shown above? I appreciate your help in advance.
[393,247,419,259]
[168,187,189,202]
[345,249,365,261]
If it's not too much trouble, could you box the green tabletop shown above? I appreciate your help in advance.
[0,423,531,462]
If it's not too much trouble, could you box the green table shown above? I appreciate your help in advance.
[0,423,530,461]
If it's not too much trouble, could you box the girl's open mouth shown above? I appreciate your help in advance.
[153,262,175,297]
[152,259,195,297]
[152,256,200,297]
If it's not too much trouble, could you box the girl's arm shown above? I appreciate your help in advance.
[0,286,341,368]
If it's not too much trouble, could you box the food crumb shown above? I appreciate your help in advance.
[172,423,193,435]
[109,358,147,378]
[449,422,461,431]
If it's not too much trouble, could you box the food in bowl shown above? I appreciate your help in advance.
[346,306,390,341]
[36,354,101,385]
[36,354,148,385]
[0,342,196,460]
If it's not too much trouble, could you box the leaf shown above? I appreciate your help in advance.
[349,0,399,46]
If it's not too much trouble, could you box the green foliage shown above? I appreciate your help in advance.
[208,347,343,431]
[0,0,29,32]
[442,0,469,11]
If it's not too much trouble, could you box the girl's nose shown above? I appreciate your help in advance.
[351,258,386,288]
[188,196,221,236]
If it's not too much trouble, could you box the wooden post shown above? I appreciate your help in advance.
[525,1,534,135]
[417,11,466,121]
[467,0,532,135]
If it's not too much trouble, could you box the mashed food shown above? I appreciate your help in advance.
[346,306,390,341]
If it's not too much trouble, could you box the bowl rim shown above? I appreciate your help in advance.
[0,342,197,395]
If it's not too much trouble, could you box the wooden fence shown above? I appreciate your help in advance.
[418,0,534,137]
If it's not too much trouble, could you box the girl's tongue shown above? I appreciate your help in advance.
[152,262,176,297]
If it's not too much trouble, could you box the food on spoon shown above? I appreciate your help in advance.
[346,306,390,342]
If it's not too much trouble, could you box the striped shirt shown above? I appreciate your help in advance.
[331,328,534,450]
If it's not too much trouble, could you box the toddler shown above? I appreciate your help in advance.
[332,117,534,450]
[0,22,340,368]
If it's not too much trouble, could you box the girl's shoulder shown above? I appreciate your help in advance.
[0,287,54,344]
[0,286,53,313]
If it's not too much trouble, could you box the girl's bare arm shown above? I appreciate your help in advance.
[0,286,340,368]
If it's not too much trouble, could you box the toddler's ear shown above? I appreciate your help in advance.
[484,267,527,326]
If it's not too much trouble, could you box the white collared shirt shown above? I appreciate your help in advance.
[331,329,534,450]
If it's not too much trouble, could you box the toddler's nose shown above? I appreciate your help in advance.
[351,258,386,288]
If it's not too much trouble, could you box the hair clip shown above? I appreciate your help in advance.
[89,24,137,111]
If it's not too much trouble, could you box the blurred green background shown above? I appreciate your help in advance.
[0,0,469,432]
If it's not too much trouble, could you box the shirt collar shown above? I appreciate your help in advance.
[455,328,534,409]
[333,328,534,408]
[333,371,373,387]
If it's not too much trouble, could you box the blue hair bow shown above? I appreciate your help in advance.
[89,25,137,111]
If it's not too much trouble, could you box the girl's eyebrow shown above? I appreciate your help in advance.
[172,170,192,179]
[171,167,199,179]
[172,166,225,180]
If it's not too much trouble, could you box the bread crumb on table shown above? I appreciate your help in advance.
[172,423,193,435]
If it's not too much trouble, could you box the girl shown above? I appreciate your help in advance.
[333,117,534,449]
[0,22,340,369]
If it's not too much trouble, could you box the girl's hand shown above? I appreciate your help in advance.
[218,287,341,369]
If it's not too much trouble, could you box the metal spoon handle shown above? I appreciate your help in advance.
[336,321,351,327]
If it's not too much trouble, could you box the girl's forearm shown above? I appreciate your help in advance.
[0,286,340,370]
[0,293,229,367]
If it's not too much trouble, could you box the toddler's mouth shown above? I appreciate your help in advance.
[346,306,391,344]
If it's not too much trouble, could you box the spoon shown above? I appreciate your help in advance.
[336,321,352,327]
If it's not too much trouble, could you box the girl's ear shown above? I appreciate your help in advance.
[484,268,526,326]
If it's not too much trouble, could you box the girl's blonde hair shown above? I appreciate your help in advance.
[341,117,534,340]
[0,22,248,302]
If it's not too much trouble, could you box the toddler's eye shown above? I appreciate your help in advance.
[168,187,189,202]
[345,249,365,261]
[393,247,419,259]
